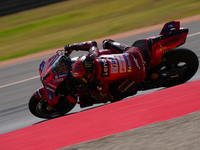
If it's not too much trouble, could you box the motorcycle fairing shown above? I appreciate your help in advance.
[160,21,180,35]
[39,61,46,79]
[147,21,188,67]
[39,53,69,90]
[38,53,70,106]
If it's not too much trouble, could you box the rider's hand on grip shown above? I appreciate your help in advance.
[64,44,73,55]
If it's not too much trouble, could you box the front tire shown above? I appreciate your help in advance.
[29,95,76,119]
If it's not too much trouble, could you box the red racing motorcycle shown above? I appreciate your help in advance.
[29,21,199,119]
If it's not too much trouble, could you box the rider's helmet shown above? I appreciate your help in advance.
[72,54,94,85]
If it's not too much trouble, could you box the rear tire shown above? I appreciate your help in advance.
[153,48,199,87]
[29,95,76,119]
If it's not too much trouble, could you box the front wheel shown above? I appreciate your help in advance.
[28,95,76,119]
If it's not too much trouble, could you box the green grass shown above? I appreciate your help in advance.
[0,0,200,61]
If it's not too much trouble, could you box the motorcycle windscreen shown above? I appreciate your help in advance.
[41,54,69,88]
[50,56,69,78]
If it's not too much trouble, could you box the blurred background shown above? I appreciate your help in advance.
[0,0,200,62]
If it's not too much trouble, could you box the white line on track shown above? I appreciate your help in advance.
[0,76,39,89]
[0,31,200,89]
[187,31,200,37]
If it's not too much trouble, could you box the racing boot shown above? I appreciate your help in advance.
[103,39,128,53]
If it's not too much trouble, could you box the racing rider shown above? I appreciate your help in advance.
[64,39,151,107]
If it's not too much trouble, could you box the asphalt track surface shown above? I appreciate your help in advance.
[0,20,200,135]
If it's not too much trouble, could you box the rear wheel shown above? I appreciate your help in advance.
[152,48,199,87]
[29,95,76,119]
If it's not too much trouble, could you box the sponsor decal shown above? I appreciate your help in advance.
[81,77,88,83]
[107,56,118,73]
[135,51,146,72]
[48,83,57,89]
[45,85,55,93]
[100,59,109,77]
[117,79,129,89]
[50,54,60,66]
[53,77,64,83]
[47,91,54,100]
[115,54,126,73]
[120,80,136,93]
[162,49,172,54]
[130,54,141,70]
[161,22,174,34]
[123,53,132,72]
[157,43,168,53]
[168,24,174,28]
[84,61,93,68]
[36,88,43,98]
[54,73,68,78]
[39,61,46,75]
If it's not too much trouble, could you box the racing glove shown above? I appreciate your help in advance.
[64,44,74,55]
[64,41,98,54]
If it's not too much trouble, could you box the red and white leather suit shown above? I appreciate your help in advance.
[65,39,147,104]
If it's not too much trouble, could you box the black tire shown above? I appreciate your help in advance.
[28,95,76,119]
[153,48,199,87]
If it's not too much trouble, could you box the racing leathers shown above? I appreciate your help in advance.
[65,39,148,106]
